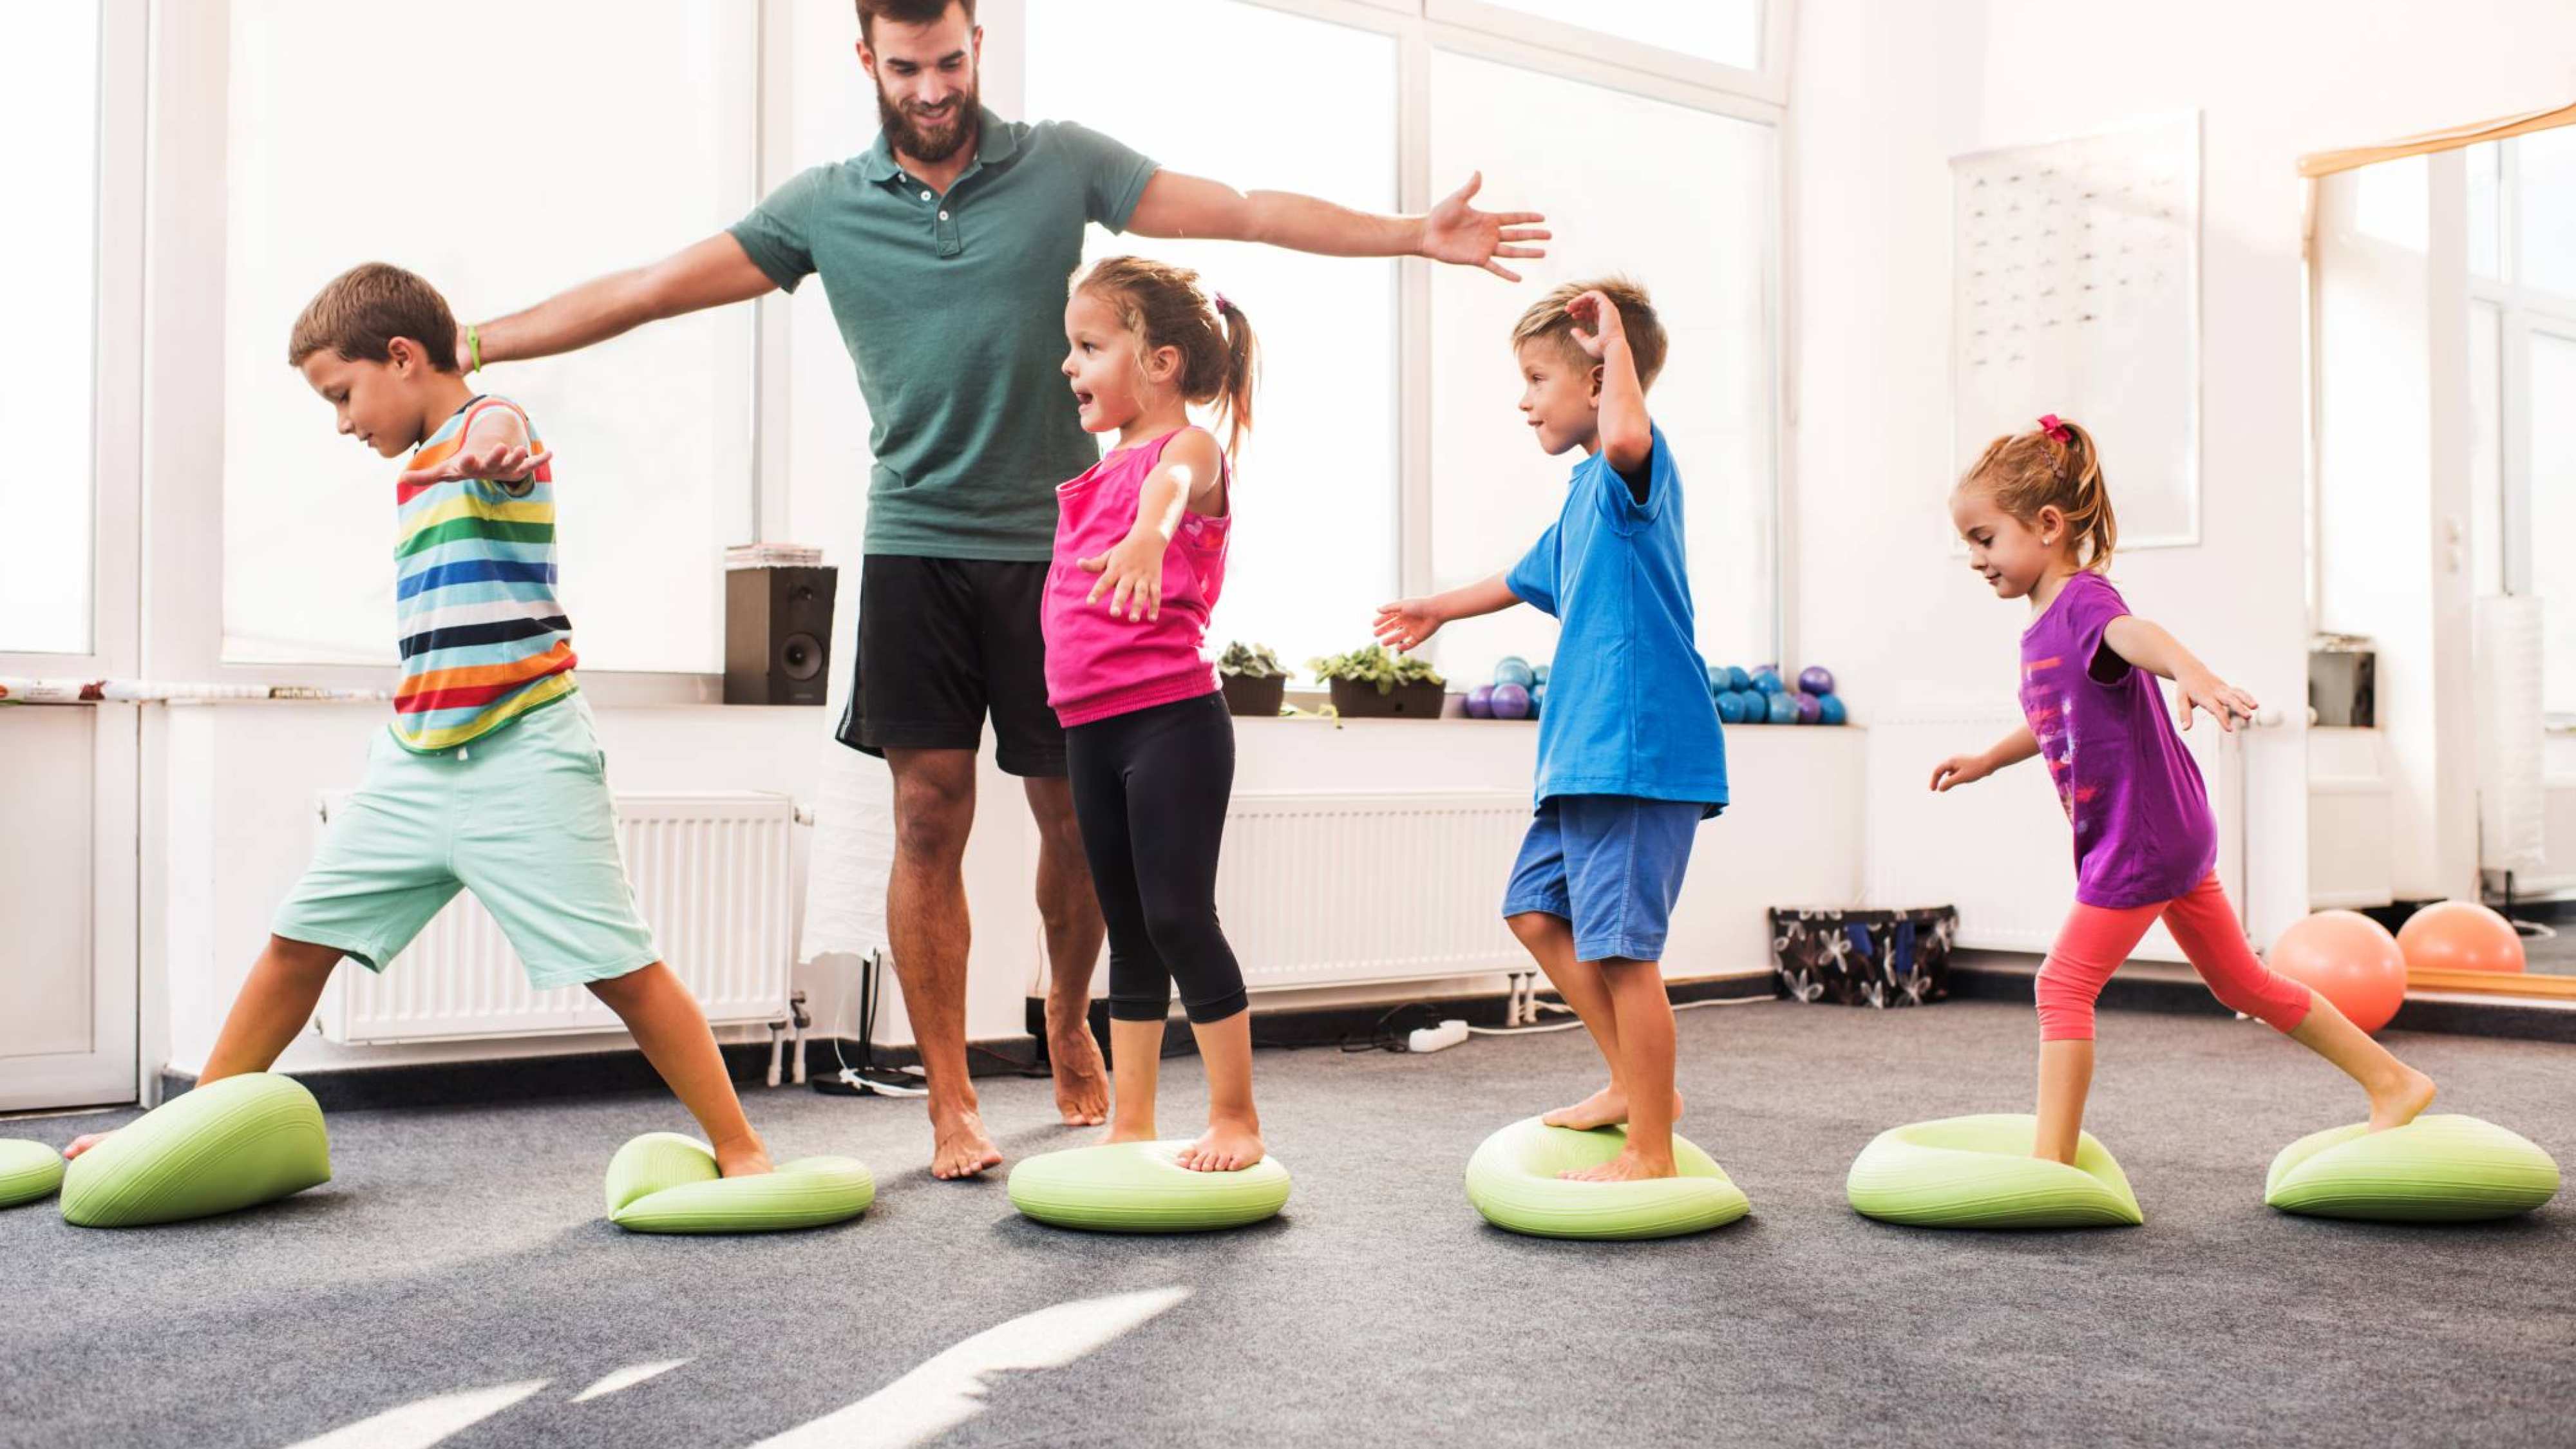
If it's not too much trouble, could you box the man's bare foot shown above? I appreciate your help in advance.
[2368,1066,2438,1132]
[929,1109,1004,1180]
[1049,1025,1110,1127]
[714,1133,773,1178]
[1560,1144,1677,1182]
[1540,1084,1683,1132]
[61,1131,112,1160]
[1177,1119,1264,1173]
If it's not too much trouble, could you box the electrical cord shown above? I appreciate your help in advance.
[1350,991,1777,1052]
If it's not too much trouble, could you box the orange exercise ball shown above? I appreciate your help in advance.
[2396,900,2526,975]
[2267,910,2408,1034]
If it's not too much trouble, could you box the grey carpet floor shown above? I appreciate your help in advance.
[3,999,2571,1449]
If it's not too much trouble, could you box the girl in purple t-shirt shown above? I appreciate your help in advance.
[1931,415,2435,1165]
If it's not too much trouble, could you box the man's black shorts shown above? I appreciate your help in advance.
[837,555,1066,778]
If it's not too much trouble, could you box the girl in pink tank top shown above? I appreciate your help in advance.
[1046,256,1271,1175]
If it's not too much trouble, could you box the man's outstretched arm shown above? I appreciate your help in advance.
[462,233,779,368]
[1127,170,1549,281]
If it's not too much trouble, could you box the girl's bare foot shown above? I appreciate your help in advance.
[714,1133,773,1178]
[62,1132,113,1160]
[2368,1066,2438,1132]
[1178,1119,1264,1173]
[1560,1144,1677,1182]
[1541,1085,1683,1132]
[1100,1121,1157,1147]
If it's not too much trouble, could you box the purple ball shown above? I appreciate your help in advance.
[1798,665,1836,696]
[1793,692,1823,724]
[1465,684,1495,719]
[1490,683,1531,720]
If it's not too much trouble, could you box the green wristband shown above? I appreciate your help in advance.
[466,324,483,374]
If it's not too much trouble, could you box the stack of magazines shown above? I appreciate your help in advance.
[725,543,825,571]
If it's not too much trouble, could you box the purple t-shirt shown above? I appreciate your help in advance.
[2018,572,2216,908]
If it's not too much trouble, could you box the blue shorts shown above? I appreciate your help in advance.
[1502,794,1705,964]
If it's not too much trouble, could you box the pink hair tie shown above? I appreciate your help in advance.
[2038,413,2074,446]
[1213,292,1231,315]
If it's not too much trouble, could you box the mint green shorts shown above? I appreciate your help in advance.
[271,695,659,989]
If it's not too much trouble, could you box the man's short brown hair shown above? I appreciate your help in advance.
[857,0,976,43]
[1510,276,1669,392]
[287,262,458,372]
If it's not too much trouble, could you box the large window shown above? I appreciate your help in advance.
[221,1,756,672]
[2466,134,2576,719]
[1021,1,1783,688]
[1427,48,1776,683]
[1025,0,1401,674]
[0,3,100,656]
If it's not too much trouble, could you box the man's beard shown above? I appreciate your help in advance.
[877,77,978,164]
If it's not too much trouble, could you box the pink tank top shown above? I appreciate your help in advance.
[1042,428,1232,728]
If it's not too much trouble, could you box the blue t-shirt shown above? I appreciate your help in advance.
[1504,425,1727,814]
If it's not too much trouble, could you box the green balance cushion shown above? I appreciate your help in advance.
[2266,1113,2561,1222]
[1007,1141,1291,1233]
[60,1074,330,1228]
[1846,1113,2143,1229]
[603,1132,873,1233]
[1,1139,66,1209]
[1464,1116,1750,1240]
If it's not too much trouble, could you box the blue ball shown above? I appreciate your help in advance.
[1494,656,1537,690]
[1765,692,1798,724]
[1465,683,1495,719]
[1715,691,1746,724]
[1532,662,1550,687]
[1727,666,1754,694]
[1707,665,1730,696]
[1817,693,1848,726]
[1530,683,1546,719]
[1490,683,1531,720]
[1752,668,1786,696]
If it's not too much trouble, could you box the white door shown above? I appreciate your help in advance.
[0,0,144,1110]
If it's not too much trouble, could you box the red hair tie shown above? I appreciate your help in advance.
[2038,413,2074,446]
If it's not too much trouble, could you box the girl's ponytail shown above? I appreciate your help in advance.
[1213,293,1259,460]
[2054,419,2117,574]
[1071,256,1260,459]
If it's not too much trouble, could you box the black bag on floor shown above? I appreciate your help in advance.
[1768,905,1958,1008]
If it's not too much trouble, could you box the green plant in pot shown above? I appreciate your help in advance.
[1217,642,1290,717]
[1308,643,1447,719]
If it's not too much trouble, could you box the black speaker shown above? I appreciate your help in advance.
[724,565,837,705]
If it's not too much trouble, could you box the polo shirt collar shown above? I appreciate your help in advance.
[857,106,1019,185]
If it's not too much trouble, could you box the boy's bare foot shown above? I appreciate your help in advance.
[1177,1119,1265,1173]
[62,1132,113,1160]
[1540,1085,1683,1132]
[1560,1144,1677,1182]
[929,1108,1004,1180]
[1050,1026,1111,1127]
[1100,1121,1157,1147]
[2367,1066,2438,1132]
[714,1133,773,1178]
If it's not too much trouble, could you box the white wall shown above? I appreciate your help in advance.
[1791,0,2576,946]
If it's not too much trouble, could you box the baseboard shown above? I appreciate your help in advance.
[1948,949,2576,1043]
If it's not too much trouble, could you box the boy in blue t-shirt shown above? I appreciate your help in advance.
[1374,278,1727,1182]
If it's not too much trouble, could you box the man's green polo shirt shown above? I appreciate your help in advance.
[730,108,1157,560]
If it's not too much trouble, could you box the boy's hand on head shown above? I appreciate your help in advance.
[395,440,548,491]
[1079,533,1168,623]
[1929,753,1991,792]
[1372,599,1444,653]
[1566,290,1625,358]
[2174,670,2260,733]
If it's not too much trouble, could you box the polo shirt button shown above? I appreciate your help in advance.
[920,189,932,200]
[938,209,949,220]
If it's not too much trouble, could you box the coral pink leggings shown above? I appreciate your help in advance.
[2036,873,2313,1042]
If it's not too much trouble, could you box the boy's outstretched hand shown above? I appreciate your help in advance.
[396,440,548,491]
[1566,289,1626,357]
[1372,598,1444,653]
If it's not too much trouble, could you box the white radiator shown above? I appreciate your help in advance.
[1215,790,1531,992]
[2524,777,2576,897]
[314,791,799,1045]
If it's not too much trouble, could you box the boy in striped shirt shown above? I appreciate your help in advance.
[68,263,769,1177]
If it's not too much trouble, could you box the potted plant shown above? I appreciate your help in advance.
[1309,644,1446,719]
[1217,641,1290,717]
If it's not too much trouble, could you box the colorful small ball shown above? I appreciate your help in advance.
[1765,693,1798,724]
[1716,692,1747,724]
[1798,666,1836,696]
[1727,667,1753,693]
[1465,684,1495,719]
[1751,668,1786,696]
[1490,683,1531,719]
[1530,683,1546,719]
[1794,693,1823,724]
[1494,657,1537,690]
[1817,694,1848,726]
[1531,662,1550,687]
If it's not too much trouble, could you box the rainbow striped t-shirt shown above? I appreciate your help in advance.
[390,396,578,752]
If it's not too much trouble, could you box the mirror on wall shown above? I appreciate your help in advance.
[2302,108,2575,999]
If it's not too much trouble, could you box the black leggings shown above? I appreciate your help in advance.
[1065,692,1246,1025]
